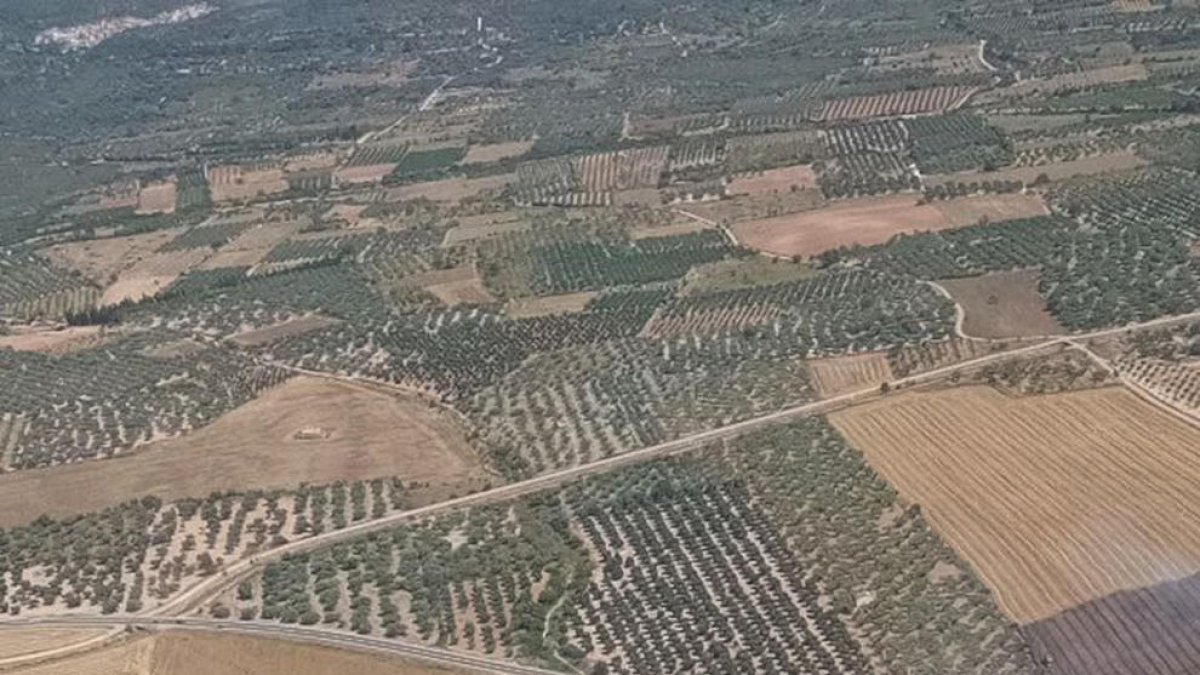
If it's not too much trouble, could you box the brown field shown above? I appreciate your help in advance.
[681,256,816,295]
[442,212,531,245]
[42,230,181,286]
[940,271,1064,339]
[685,190,827,225]
[731,194,956,257]
[807,352,894,398]
[402,267,495,306]
[284,151,342,172]
[197,218,306,270]
[0,376,490,527]
[727,164,818,197]
[227,314,339,347]
[574,147,669,192]
[389,174,515,203]
[0,325,112,354]
[333,163,397,186]
[630,219,713,240]
[5,632,463,675]
[206,165,288,204]
[101,248,211,306]
[928,152,1148,187]
[461,140,535,165]
[136,179,177,215]
[0,628,109,661]
[505,291,596,318]
[981,63,1149,101]
[933,193,1049,226]
[831,385,1200,623]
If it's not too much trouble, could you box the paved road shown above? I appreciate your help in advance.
[0,616,560,675]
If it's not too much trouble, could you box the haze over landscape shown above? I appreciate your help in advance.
[4,0,1200,673]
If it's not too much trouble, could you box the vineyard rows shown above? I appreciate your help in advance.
[0,250,96,320]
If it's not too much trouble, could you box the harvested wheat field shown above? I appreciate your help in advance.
[807,352,894,398]
[0,628,109,662]
[136,179,177,215]
[727,164,818,197]
[925,152,1148,187]
[461,140,535,164]
[5,632,463,675]
[227,314,339,347]
[0,376,491,527]
[506,291,596,318]
[389,174,514,203]
[0,325,114,354]
[101,248,211,305]
[831,385,1200,623]
[932,193,1048,226]
[940,271,1064,339]
[42,230,181,286]
[400,267,495,306]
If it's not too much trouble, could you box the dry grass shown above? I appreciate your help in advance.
[443,213,531,246]
[981,64,1149,101]
[206,165,288,204]
[227,315,339,347]
[0,326,113,354]
[940,271,1064,339]
[926,152,1148,187]
[333,163,398,186]
[461,141,535,165]
[831,385,1200,623]
[727,164,818,197]
[198,217,304,270]
[388,174,515,203]
[5,632,463,675]
[101,248,211,306]
[0,629,108,661]
[933,193,1048,226]
[505,291,597,318]
[42,230,181,286]
[136,180,177,215]
[0,376,490,527]
[402,267,495,306]
[807,352,894,398]
[681,256,816,295]
[630,219,712,240]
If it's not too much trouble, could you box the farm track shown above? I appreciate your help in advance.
[8,310,1200,667]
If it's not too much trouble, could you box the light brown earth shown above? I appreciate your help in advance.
[630,219,713,240]
[940,271,1065,339]
[727,164,818,197]
[831,385,1200,623]
[0,629,108,661]
[442,213,531,246]
[206,165,288,204]
[0,325,113,354]
[0,376,490,527]
[283,151,342,172]
[461,140,535,165]
[42,230,181,286]
[807,352,894,398]
[333,163,398,186]
[5,632,463,675]
[227,315,340,347]
[196,218,305,270]
[685,190,827,226]
[505,291,597,318]
[101,248,212,306]
[925,152,1148,187]
[403,267,496,306]
[733,194,1050,257]
[388,174,515,203]
[980,63,1149,101]
[136,180,178,215]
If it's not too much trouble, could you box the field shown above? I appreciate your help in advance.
[42,230,181,286]
[924,153,1148,187]
[461,140,535,164]
[206,164,288,204]
[939,271,1065,338]
[0,628,108,661]
[680,255,816,295]
[981,64,1150,102]
[5,633,462,675]
[727,164,818,196]
[387,174,514,203]
[441,212,531,245]
[731,194,960,257]
[504,291,596,318]
[136,179,178,215]
[830,385,1200,623]
[818,86,976,121]
[0,376,489,527]
[101,248,212,305]
[0,325,112,354]
[197,217,305,270]
[806,351,894,398]
[932,193,1049,226]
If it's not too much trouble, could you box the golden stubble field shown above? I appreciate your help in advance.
[830,385,1200,623]
[4,632,463,675]
[0,376,492,527]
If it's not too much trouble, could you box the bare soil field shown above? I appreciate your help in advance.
[101,248,211,306]
[206,165,288,204]
[461,140,535,165]
[136,179,177,215]
[686,190,827,225]
[197,218,306,270]
[940,271,1064,338]
[284,151,342,172]
[681,256,816,295]
[0,376,490,527]
[333,163,398,186]
[932,193,1049,226]
[404,267,495,306]
[42,230,181,286]
[505,291,596,318]
[0,628,108,661]
[227,314,339,347]
[6,632,462,675]
[727,164,818,197]
[925,152,1147,187]
[442,212,531,246]
[0,325,113,354]
[731,194,962,257]
[389,174,515,203]
[630,218,713,240]
[807,352,894,398]
[831,385,1200,623]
